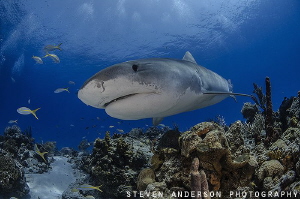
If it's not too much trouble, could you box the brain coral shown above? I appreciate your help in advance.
[257,160,284,181]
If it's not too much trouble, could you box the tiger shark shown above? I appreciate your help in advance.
[78,51,248,125]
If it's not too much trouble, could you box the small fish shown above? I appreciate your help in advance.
[34,144,48,163]
[10,197,18,199]
[96,117,100,120]
[85,196,95,199]
[77,184,102,192]
[11,77,15,83]
[17,107,40,120]
[44,43,62,52]
[71,188,79,192]
[116,129,124,133]
[28,98,31,104]
[43,53,60,63]
[109,125,114,128]
[70,124,75,127]
[8,119,18,124]
[54,88,69,93]
[68,81,75,85]
[32,56,43,64]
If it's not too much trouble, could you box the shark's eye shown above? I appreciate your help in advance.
[132,64,138,72]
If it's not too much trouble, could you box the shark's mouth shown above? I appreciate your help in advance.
[103,93,139,107]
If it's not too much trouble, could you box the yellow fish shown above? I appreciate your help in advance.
[17,107,40,120]
[77,184,102,192]
[32,56,43,64]
[43,53,60,63]
[54,88,69,93]
[34,144,48,163]
[44,43,62,52]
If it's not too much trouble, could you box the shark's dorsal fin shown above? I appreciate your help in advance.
[153,117,164,126]
[182,51,197,64]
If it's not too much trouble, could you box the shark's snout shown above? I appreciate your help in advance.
[77,79,107,108]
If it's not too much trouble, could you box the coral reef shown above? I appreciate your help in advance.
[1,82,299,199]
[0,153,29,198]
[0,125,54,197]
[0,125,52,173]
[264,77,276,144]
[132,89,300,198]
[81,130,157,198]
[78,139,92,151]
[241,102,259,123]
[136,122,256,199]
[241,89,300,196]
[279,91,300,131]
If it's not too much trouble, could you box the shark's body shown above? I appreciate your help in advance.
[78,52,233,125]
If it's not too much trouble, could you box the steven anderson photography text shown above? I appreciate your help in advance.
[126,190,299,198]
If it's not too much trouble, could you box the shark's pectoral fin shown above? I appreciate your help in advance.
[153,117,164,126]
[182,51,197,64]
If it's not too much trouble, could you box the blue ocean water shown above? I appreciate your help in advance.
[1,0,299,149]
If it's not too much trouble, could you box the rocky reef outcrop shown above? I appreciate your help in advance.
[79,127,167,198]
[0,125,56,198]
[136,122,257,199]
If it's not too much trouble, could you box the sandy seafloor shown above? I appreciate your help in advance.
[12,157,77,199]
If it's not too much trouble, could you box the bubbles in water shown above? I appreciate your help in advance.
[11,53,25,79]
